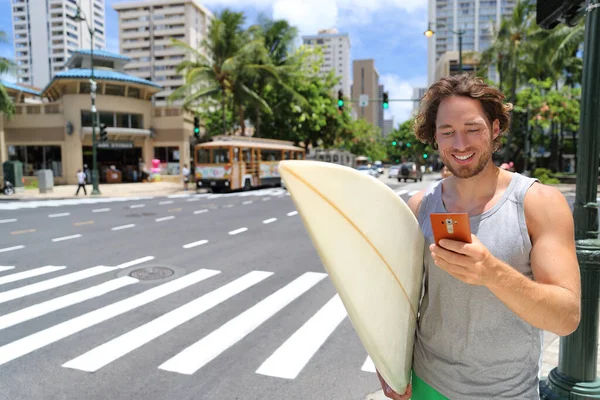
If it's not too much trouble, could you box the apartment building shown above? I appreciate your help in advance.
[113,0,213,106]
[427,0,516,84]
[351,59,380,129]
[10,0,106,88]
[302,29,351,98]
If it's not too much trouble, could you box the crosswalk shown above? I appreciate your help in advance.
[0,188,290,210]
[0,259,378,382]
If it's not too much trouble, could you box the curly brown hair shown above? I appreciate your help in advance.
[414,73,513,151]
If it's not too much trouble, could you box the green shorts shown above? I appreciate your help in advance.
[411,370,448,400]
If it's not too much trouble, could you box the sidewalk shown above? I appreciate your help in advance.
[2,181,199,200]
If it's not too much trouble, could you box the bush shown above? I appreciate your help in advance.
[532,168,560,184]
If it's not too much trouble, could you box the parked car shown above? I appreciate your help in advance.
[398,162,423,182]
[373,160,384,175]
[388,165,400,179]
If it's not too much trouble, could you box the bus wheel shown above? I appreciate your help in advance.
[243,179,252,191]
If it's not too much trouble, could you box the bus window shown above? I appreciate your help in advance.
[283,151,291,160]
[261,149,281,161]
[213,148,230,164]
[197,148,210,163]
[296,152,304,160]
[242,149,252,162]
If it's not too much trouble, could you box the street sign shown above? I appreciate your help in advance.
[97,141,134,150]
[359,94,369,107]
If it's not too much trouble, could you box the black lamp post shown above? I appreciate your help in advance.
[69,2,100,195]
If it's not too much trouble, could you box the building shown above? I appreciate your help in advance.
[113,0,214,106]
[302,29,351,99]
[427,0,516,85]
[383,118,395,137]
[351,59,380,129]
[0,50,197,186]
[10,0,106,88]
[412,87,428,112]
[433,50,480,81]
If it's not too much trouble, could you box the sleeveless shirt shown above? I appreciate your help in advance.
[413,172,543,400]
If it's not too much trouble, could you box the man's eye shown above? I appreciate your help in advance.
[467,129,479,133]
[441,131,453,135]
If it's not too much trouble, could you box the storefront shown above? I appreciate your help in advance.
[0,50,196,185]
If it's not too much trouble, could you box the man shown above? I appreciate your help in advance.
[182,164,190,191]
[75,169,87,196]
[378,74,581,399]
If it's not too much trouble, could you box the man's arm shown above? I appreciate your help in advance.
[485,183,581,336]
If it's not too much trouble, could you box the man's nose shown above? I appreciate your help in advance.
[452,132,469,151]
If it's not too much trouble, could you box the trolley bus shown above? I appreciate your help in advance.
[194,135,306,192]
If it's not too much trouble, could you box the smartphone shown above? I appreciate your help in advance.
[429,213,472,245]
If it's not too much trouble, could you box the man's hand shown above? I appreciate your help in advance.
[429,234,498,286]
[376,370,412,400]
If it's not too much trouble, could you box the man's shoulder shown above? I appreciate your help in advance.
[524,181,572,233]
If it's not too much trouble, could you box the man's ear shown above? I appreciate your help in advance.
[492,119,500,140]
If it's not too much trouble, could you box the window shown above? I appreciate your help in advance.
[260,149,281,161]
[213,148,230,164]
[154,146,180,175]
[81,111,144,129]
[196,149,210,163]
[8,145,63,177]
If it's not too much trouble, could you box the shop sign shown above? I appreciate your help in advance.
[97,141,134,150]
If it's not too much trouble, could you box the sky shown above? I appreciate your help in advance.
[0,0,430,125]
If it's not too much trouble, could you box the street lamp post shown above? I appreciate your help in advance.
[70,3,100,195]
[424,23,465,73]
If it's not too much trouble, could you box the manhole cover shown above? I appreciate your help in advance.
[129,266,174,280]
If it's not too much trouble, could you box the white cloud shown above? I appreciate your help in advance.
[380,73,427,125]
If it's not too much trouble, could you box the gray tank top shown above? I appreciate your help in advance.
[413,172,543,400]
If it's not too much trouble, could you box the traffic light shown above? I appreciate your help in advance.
[392,140,397,146]
[536,0,585,30]
[423,153,428,159]
[99,123,107,141]
[406,142,411,147]
[193,116,200,138]
[337,90,344,110]
[382,92,389,109]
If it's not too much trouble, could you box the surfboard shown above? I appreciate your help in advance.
[278,160,424,394]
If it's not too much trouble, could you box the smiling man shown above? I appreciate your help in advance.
[377,74,581,400]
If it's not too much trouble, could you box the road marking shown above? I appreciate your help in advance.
[169,208,182,213]
[256,294,347,379]
[130,204,145,209]
[92,208,110,213]
[11,229,36,235]
[0,219,17,224]
[0,277,137,331]
[111,224,135,231]
[408,190,420,196]
[74,220,94,227]
[228,227,248,236]
[263,218,277,224]
[182,240,209,249]
[287,211,298,216]
[0,267,15,273]
[0,266,66,286]
[224,204,234,208]
[0,266,117,304]
[194,209,209,215]
[262,197,271,201]
[242,201,253,205]
[187,198,200,202]
[0,268,220,368]
[361,356,376,373]
[158,271,326,375]
[159,200,174,205]
[52,234,82,243]
[116,256,154,269]
[49,213,70,218]
[0,246,25,254]
[155,216,175,222]
[63,271,272,372]
[395,190,408,196]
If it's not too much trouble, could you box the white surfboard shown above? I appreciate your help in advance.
[279,160,424,394]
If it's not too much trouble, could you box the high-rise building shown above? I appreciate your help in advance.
[113,0,213,106]
[427,0,516,84]
[351,59,380,128]
[412,87,428,112]
[10,0,106,88]
[383,118,395,137]
[302,29,351,99]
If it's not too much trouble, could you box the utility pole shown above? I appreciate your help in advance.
[537,0,600,397]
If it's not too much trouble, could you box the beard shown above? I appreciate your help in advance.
[440,148,492,179]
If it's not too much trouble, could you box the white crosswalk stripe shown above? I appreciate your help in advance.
[0,263,378,383]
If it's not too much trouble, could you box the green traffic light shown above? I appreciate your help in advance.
[423,153,428,159]
[338,100,344,107]
[383,103,389,109]
[406,143,411,147]
[392,141,397,146]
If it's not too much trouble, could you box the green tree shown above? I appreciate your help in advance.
[0,30,15,118]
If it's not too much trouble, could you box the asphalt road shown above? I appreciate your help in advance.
[0,174,434,400]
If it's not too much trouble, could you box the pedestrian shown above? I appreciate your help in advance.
[182,164,190,191]
[377,74,581,400]
[75,169,87,195]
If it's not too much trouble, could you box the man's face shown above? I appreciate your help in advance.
[434,96,499,179]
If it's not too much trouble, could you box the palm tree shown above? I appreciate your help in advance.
[0,30,15,118]
[169,9,278,136]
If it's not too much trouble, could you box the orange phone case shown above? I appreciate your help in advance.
[429,213,472,245]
